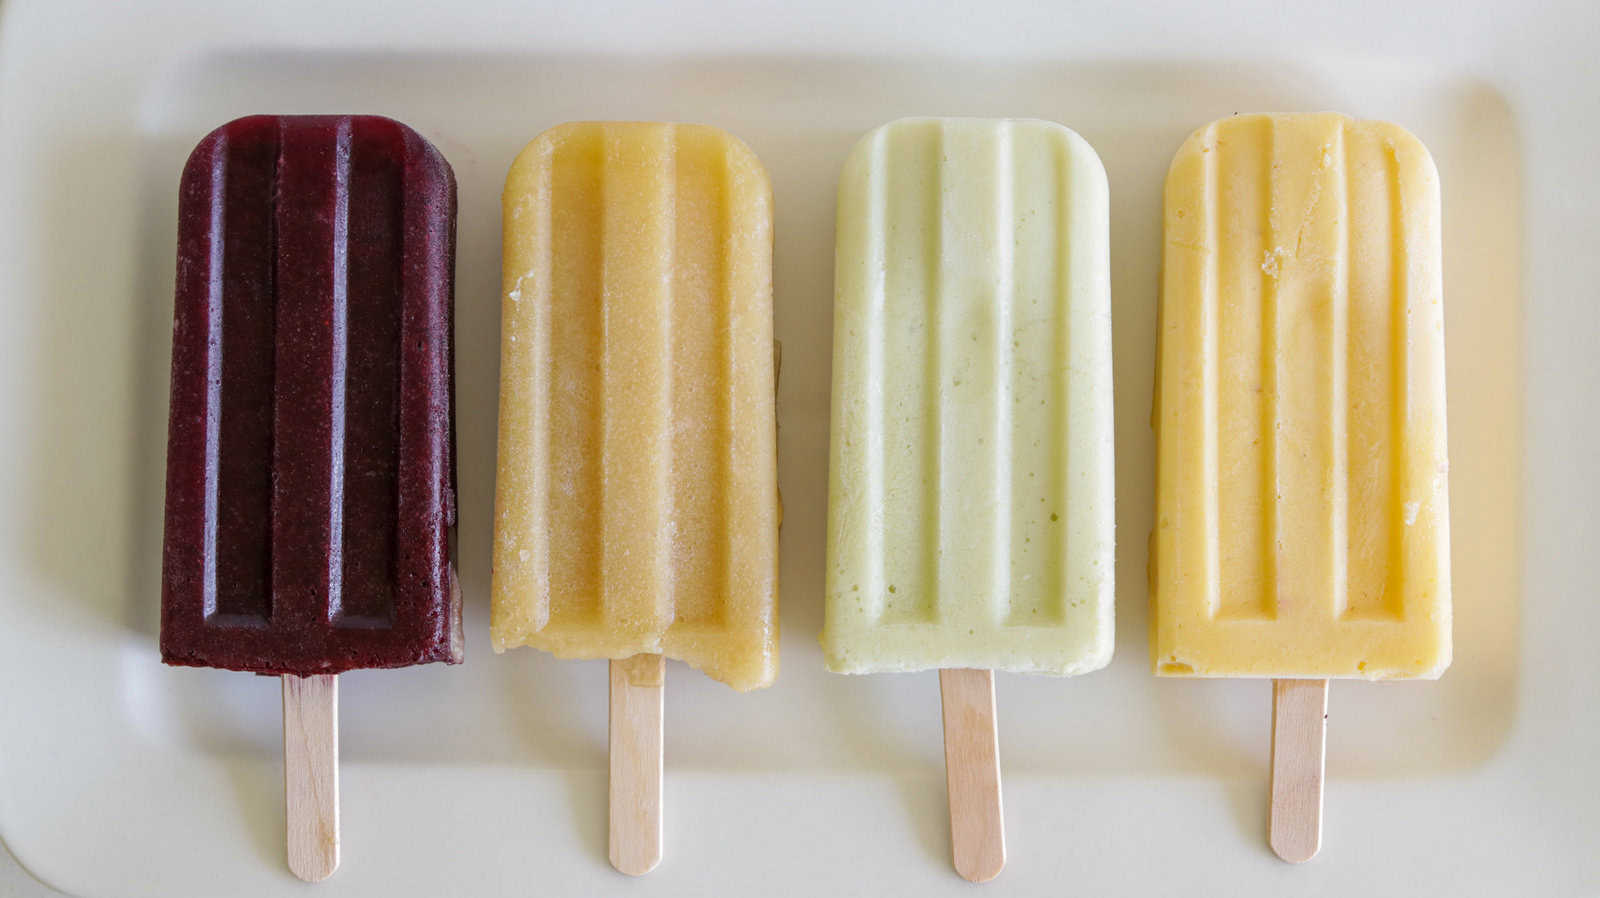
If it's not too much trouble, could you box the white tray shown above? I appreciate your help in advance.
[1,1,1595,895]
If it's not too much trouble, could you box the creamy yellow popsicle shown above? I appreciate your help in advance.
[1152,112,1450,679]
[492,122,779,691]
[823,117,1115,674]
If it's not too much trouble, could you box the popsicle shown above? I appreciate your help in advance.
[161,114,460,880]
[492,121,779,874]
[1152,112,1450,861]
[823,117,1115,881]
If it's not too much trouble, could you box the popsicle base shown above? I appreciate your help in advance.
[939,668,1005,883]
[609,654,665,876]
[283,674,339,882]
[1269,678,1328,863]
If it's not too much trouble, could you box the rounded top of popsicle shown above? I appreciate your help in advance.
[503,121,772,207]
[840,116,1106,183]
[1168,112,1438,188]
[180,115,456,207]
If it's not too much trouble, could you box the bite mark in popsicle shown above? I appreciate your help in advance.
[492,122,779,693]
[492,121,779,875]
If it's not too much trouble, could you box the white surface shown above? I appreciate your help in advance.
[0,0,1594,895]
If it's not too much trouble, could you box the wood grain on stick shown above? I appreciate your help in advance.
[610,654,665,876]
[939,668,1005,883]
[1269,678,1328,863]
[283,673,339,882]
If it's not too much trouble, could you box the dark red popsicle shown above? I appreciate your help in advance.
[161,115,461,675]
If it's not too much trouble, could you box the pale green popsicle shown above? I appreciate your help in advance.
[822,117,1114,674]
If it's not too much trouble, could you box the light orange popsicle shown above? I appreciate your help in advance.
[492,122,779,691]
[1152,112,1450,679]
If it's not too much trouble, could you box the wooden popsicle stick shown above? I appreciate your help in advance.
[283,673,339,882]
[938,668,1005,883]
[1269,678,1329,863]
[609,653,665,876]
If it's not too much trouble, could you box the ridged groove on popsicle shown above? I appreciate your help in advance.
[269,118,412,632]
[268,117,346,633]
[209,123,276,627]
[492,122,778,691]
[1153,113,1450,679]
[659,125,779,681]
[340,118,410,628]
[597,124,677,647]
[162,115,460,673]
[879,119,942,626]
[823,118,1115,674]
[1344,126,1412,621]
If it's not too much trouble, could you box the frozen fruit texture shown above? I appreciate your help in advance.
[160,115,462,675]
[491,122,779,691]
[822,118,1115,675]
[1151,113,1451,679]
